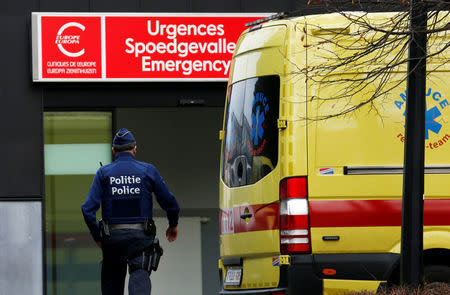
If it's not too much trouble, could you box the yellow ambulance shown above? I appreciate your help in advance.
[218,11,450,294]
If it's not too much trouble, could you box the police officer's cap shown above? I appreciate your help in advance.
[113,128,136,151]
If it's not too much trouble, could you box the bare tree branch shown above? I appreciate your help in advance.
[285,0,449,121]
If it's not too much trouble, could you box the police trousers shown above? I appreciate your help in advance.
[101,229,154,295]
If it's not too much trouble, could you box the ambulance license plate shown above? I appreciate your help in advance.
[224,267,242,286]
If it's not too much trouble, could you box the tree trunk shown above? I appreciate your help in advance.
[400,0,427,287]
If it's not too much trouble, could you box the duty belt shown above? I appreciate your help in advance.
[109,223,145,231]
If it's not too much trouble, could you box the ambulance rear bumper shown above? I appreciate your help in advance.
[219,255,322,295]
[282,255,323,294]
[219,253,398,294]
[284,253,397,294]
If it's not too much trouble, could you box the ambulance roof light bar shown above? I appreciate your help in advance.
[245,12,288,27]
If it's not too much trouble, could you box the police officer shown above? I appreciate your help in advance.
[81,128,180,295]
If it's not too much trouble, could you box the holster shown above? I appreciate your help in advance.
[150,238,163,272]
[139,238,163,274]
[98,218,110,239]
[144,218,156,236]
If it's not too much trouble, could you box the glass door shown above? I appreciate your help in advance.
[44,112,112,295]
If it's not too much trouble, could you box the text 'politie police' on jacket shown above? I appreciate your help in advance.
[110,175,142,195]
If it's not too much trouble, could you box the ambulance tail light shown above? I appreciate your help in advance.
[279,177,311,254]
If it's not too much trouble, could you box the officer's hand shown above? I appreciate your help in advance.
[96,241,102,249]
[166,226,178,242]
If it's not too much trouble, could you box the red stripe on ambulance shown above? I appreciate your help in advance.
[220,198,450,235]
[309,199,450,228]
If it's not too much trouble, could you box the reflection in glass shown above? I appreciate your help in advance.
[44,112,112,295]
[222,76,280,187]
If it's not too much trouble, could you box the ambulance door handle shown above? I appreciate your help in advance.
[240,213,253,219]
[322,236,340,241]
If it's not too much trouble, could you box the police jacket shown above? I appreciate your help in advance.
[81,152,180,242]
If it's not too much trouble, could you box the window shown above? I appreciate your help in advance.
[44,112,112,295]
[222,76,280,187]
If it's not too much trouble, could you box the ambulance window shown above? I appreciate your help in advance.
[222,82,245,187]
[222,75,280,187]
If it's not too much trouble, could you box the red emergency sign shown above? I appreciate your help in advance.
[40,16,102,79]
[32,13,270,82]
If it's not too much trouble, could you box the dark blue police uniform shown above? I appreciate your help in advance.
[81,128,180,295]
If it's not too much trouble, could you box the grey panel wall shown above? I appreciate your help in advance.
[141,0,190,12]
[0,202,43,295]
[39,0,89,12]
[242,0,292,12]
[43,83,227,108]
[0,13,42,197]
[0,0,38,15]
[92,0,140,12]
[191,0,242,12]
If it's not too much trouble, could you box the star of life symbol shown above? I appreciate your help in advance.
[425,102,442,140]
[250,92,269,146]
[402,97,444,139]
